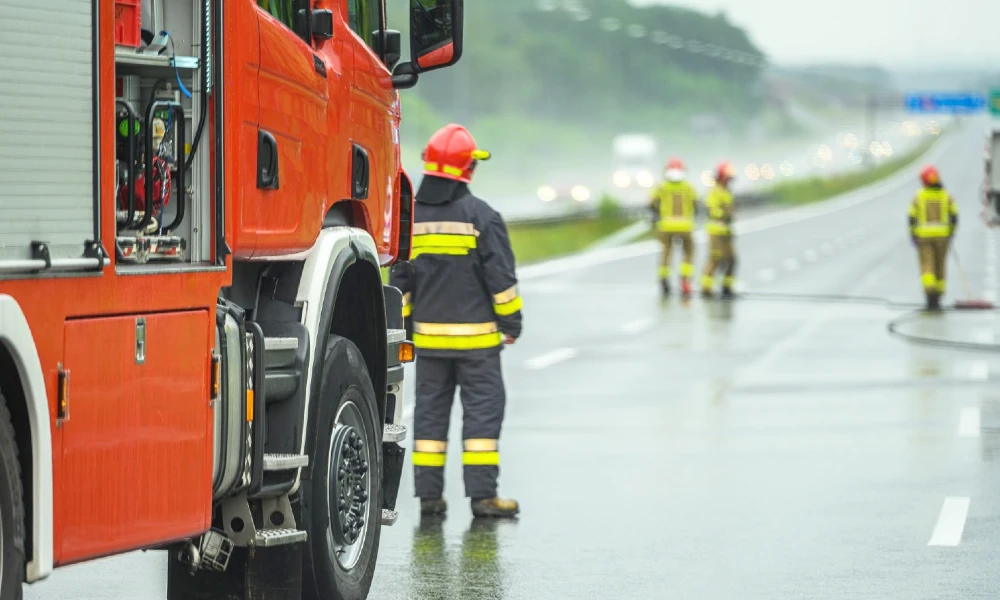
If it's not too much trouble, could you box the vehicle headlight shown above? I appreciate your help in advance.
[571,185,591,202]
[613,170,631,188]
[537,185,558,202]
[636,170,655,188]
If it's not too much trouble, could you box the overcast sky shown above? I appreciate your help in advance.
[630,0,999,68]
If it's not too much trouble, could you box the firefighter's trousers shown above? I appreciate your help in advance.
[412,353,506,500]
[657,231,694,280]
[916,237,950,295]
[702,234,737,290]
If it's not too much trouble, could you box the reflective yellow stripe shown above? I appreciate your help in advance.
[680,262,694,277]
[402,304,412,317]
[462,451,500,466]
[413,452,447,467]
[493,295,523,316]
[914,225,951,237]
[414,440,448,453]
[412,332,504,350]
[463,438,498,452]
[424,163,464,177]
[412,234,477,249]
[412,222,479,236]
[493,285,518,304]
[921,273,937,287]
[706,222,730,236]
[657,219,694,232]
[410,246,470,258]
[413,322,498,336]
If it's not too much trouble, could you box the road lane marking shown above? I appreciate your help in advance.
[525,348,578,370]
[928,497,970,547]
[621,318,654,335]
[967,361,989,382]
[959,407,980,438]
[821,242,834,255]
[783,258,800,271]
[803,249,819,262]
[758,268,776,282]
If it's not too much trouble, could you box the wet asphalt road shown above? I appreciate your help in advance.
[26,120,1000,599]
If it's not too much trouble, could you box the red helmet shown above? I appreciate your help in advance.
[920,165,941,186]
[666,157,685,171]
[716,161,736,183]
[422,124,491,183]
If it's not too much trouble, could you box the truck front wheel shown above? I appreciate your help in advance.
[0,392,25,600]
[302,335,383,600]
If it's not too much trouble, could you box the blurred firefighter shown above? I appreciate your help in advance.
[701,162,738,298]
[389,124,522,519]
[650,157,698,297]
[909,165,958,310]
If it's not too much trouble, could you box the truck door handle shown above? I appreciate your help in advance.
[352,144,369,200]
[257,130,279,190]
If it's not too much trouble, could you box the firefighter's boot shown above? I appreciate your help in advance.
[421,498,448,516]
[680,278,692,297]
[660,278,671,297]
[471,497,520,519]
[721,286,735,300]
[926,292,942,312]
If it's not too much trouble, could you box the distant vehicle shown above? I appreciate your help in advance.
[611,134,659,194]
[537,180,592,205]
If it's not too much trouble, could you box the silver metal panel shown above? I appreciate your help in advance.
[0,0,95,261]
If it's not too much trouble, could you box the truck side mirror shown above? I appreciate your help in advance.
[311,9,333,41]
[382,30,402,72]
[408,0,463,73]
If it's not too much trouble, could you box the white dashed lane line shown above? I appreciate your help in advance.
[959,407,981,438]
[928,497,971,547]
[620,318,654,335]
[525,348,578,370]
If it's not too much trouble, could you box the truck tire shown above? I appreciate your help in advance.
[0,392,25,600]
[302,335,382,600]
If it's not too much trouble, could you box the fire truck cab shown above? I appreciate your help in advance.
[0,0,463,598]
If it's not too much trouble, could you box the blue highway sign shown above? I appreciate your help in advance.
[905,92,986,114]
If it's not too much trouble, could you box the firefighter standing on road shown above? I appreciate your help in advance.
[701,162,738,298]
[390,124,522,519]
[650,157,698,297]
[910,165,958,310]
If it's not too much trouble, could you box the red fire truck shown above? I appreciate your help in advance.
[0,0,463,598]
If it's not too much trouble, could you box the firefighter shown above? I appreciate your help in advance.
[701,162,738,298]
[389,124,522,519]
[910,165,958,310]
[650,157,698,297]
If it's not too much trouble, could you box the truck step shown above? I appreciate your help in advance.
[383,423,407,443]
[381,509,398,526]
[264,337,299,369]
[263,453,309,471]
[387,328,407,344]
[254,528,307,548]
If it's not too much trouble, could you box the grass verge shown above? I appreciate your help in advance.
[767,137,939,205]
[507,216,633,265]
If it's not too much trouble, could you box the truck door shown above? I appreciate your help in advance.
[253,0,330,255]
[346,0,396,258]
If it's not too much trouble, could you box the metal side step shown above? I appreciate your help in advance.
[264,337,299,369]
[383,423,407,443]
[263,453,309,471]
[254,528,307,548]
[387,329,406,344]
[381,509,398,526]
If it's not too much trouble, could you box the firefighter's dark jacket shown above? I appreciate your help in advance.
[390,175,523,357]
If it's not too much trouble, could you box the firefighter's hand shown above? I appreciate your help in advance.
[503,334,517,345]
